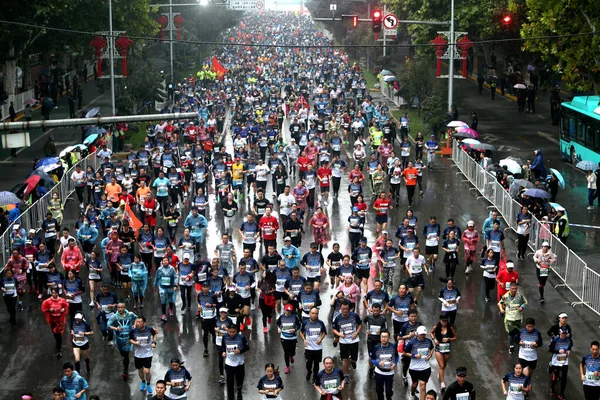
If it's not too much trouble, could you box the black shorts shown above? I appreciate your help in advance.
[73,342,90,350]
[328,267,340,277]
[246,176,256,184]
[340,342,359,361]
[518,358,538,371]
[356,268,370,280]
[120,275,131,283]
[89,277,102,282]
[240,297,251,307]
[425,246,439,255]
[409,367,431,383]
[134,356,153,369]
[367,339,378,355]
[375,215,388,225]
[410,274,425,288]
[320,186,330,193]
[274,291,288,301]
[307,276,321,283]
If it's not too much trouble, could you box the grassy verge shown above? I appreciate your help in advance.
[127,122,150,149]
[391,109,430,139]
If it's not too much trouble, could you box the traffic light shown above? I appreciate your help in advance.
[342,14,359,28]
[502,14,512,24]
[372,9,382,34]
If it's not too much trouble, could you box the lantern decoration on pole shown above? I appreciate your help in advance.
[430,34,448,78]
[157,15,168,42]
[90,36,107,78]
[456,35,475,78]
[174,14,185,41]
[115,35,134,77]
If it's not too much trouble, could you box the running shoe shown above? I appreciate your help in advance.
[140,381,147,391]
[218,376,225,384]
[147,386,153,395]
[161,314,167,322]
[203,349,209,357]
[285,367,291,374]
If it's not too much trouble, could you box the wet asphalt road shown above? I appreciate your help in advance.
[1,123,600,400]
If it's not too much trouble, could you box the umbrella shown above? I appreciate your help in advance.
[513,83,526,89]
[447,121,469,128]
[469,143,496,151]
[83,133,99,146]
[523,188,551,199]
[576,160,598,171]
[380,69,394,76]
[383,75,397,82]
[23,175,41,196]
[506,156,526,166]
[23,99,37,106]
[500,159,522,174]
[0,191,22,206]
[514,179,535,189]
[36,157,60,167]
[549,202,567,216]
[454,127,479,139]
[85,107,100,118]
[549,168,565,189]
[461,139,481,145]
[27,170,55,188]
[85,126,107,137]
[40,164,61,173]
[59,145,85,158]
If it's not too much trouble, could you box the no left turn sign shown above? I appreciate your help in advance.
[383,14,398,29]
[256,1,264,9]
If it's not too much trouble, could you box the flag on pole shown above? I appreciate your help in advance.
[124,202,143,233]
[211,56,228,80]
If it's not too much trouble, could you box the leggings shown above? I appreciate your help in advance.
[307,188,315,209]
[484,277,496,299]
[157,196,169,216]
[305,349,322,381]
[349,232,361,252]
[281,338,297,367]
[550,365,568,396]
[383,268,394,290]
[332,177,341,195]
[537,269,549,299]
[140,253,153,274]
[401,355,410,377]
[75,186,85,204]
[259,297,273,328]
[375,372,394,400]
[3,296,17,322]
[517,234,529,258]
[109,262,121,284]
[218,345,225,376]
[180,285,193,308]
[119,350,130,373]
[225,364,245,400]
[390,183,401,201]
[201,318,216,349]
[406,185,416,206]
[36,271,48,295]
[54,332,63,352]
[445,260,458,279]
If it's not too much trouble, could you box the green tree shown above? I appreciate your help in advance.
[521,0,600,92]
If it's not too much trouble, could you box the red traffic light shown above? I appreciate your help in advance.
[373,10,382,19]
[502,15,512,24]
[351,16,358,27]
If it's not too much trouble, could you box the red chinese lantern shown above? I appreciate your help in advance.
[430,34,448,78]
[174,14,184,41]
[90,36,107,78]
[457,35,475,78]
[115,35,134,77]
[157,15,168,42]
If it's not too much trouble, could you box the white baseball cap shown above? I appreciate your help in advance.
[542,241,550,247]
[416,326,427,335]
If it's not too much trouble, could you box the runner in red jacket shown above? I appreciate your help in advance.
[41,287,69,356]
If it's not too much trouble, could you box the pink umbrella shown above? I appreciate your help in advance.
[455,127,479,139]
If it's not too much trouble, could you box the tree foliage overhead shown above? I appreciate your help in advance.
[520,0,600,92]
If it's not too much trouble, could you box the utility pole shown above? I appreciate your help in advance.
[109,0,116,116]
[169,0,174,84]
[382,4,387,57]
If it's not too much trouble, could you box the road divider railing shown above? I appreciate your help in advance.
[0,150,102,273]
[451,140,600,315]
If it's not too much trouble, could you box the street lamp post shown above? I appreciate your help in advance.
[447,0,455,114]
[169,0,174,84]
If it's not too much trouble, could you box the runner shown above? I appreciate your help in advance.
[129,316,158,395]
[59,362,89,400]
[301,243,325,291]
[515,317,543,378]
[442,367,476,400]
[108,303,138,379]
[164,358,192,400]
[277,303,302,374]
[70,312,93,374]
[222,323,249,400]
[364,302,388,380]
[533,241,556,303]
[501,363,531,399]
[256,363,284,400]
[481,249,499,302]
[423,216,441,272]
[405,247,428,306]
[461,220,480,275]
[42,287,69,356]
[498,282,528,354]
[129,255,148,309]
[155,257,178,321]
[438,278,461,325]
[403,325,435,400]
[430,314,457,391]
[351,237,372,295]
[369,330,398,400]
[332,300,362,383]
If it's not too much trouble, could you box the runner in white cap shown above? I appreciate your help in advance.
[533,241,556,303]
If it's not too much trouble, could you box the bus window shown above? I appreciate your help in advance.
[585,120,594,148]
[593,123,600,153]
[577,119,585,143]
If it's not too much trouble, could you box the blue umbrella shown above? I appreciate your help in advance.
[36,157,60,167]
[523,188,551,199]
[576,160,598,171]
[83,133,99,146]
[549,168,565,189]
[85,126,106,136]
[0,191,22,206]
[549,202,567,216]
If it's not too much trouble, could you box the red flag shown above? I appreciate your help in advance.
[240,21,246,29]
[124,202,143,233]
[211,56,228,80]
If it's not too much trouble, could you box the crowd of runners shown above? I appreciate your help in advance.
[3,11,600,400]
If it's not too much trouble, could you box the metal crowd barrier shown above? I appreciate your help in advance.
[451,140,600,316]
[0,150,101,273]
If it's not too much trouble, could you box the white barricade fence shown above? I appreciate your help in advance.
[451,140,600,316]
[0,150,101,272]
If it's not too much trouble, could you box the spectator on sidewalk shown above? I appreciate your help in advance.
[9,101,16,122]
[24,104,32,122]
[527,85,536,113]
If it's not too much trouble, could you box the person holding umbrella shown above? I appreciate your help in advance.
[587,169,597,210]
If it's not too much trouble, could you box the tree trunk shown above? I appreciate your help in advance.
[5,46,17,103]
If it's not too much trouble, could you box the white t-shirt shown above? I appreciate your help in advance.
[71,170,86,186]
[278,194,296,216]
[406,255,426,274]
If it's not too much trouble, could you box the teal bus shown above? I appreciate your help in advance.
[560,96,600,164]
